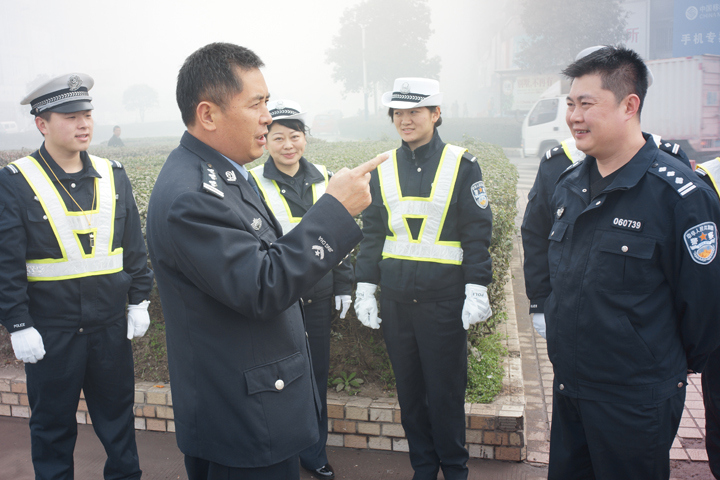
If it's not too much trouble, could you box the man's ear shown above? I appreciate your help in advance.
[624,94,641,120]
[195,101,219,132]
[35,115,50,136]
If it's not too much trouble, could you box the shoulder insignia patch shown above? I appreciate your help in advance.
[545,145,564,160]
[201,163,224,199]
[660,142,681,156]
[111,160,123,169]
[4,164,19,174]
[471,180,489,209]
[684,222,717,265]
[649,158,697,197]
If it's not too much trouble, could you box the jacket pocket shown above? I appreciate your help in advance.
[244,352,305,395]
[596,231,660,293]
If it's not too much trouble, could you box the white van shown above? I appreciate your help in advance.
[521,96,571,158]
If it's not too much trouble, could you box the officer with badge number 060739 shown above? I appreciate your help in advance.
[0,73,154,480]
[354,77,493,480]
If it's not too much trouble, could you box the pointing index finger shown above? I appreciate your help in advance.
[352,153,389,176]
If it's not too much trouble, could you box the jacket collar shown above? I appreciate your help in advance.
[263,156,325,184]
[399,129,444,165]
[35,143,101,181]
[563,133,659,194]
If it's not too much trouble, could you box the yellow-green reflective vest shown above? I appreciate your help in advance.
[249,163,328,234]
[378,144,466,265]
[697,157,720,198]
[12,155,123,282]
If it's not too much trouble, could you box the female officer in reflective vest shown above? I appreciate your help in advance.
[249,100,353,480]
[353,78,493,480]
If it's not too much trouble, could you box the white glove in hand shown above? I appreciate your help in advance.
[354,283,382,329]
[462,284,492,330]
[10,327,45,363]
[533,313,546,339]
[335,295,352,319]
[127,300,151,340]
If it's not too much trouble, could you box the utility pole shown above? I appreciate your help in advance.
[361,25,368,121]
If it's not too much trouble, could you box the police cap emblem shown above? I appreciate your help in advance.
[276,100,284,109]
[401,82,411,94]
[67,74,82,91]
[251,218,262,231]
[684,221,717,265]
[470,181,488,209]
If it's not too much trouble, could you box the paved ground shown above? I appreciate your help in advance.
[0,151,714,479]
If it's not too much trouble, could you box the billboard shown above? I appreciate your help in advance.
[673,0,720,56]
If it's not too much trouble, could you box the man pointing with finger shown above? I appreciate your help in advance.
[354,78,493,480]
[146,42,384,480]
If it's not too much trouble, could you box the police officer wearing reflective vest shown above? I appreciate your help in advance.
[0,74,154,479]
[249,99,354,479]
[354,78,493,480]
[529,46,720,479]
[696,157,720,479]
[522,46,692,340]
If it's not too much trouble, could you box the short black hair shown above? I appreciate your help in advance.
[176,42,265,126]
[267,119,307,135]
[113,125,121,130]
[387,106,443,128]
[562,46,649,118]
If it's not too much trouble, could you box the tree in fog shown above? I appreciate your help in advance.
[122,84,159,123]
[326,0,440,99]
[517,0,628,72]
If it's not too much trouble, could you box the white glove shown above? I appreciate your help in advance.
[461,284,492,330]
[10,327,45,363]
[127,300,151,340]
[533,313,546,339]
[354,283,381,329]
[335,295,352,319]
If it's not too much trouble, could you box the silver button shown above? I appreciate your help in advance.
[42,215,47,220]
[678,382,684,388]
[305,182,309,185]
[78,328,84,333]
[417,168,422,172]
[551,231,554,236]
[413,299,418,303]
[71,183,76,188]
[281,189,286,194]
[307,299,313,304]
[116,194,119,200]
[582,189,587,193]
[275,379,285,391]
[559,384,565,390]
[595,201,601,206]
[33,196,39,202]
[621,246,628,253]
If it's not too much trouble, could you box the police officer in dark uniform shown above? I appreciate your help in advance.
[0,74,154,480]
[531,46,720,479]
[145,43,384,480]
[354,78,493,480]
[696,157,720,479]
[250,99,354,479]
[521,46,691,339]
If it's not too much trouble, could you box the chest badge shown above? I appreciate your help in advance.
[556,206,565,219]
[225,170,237,182]
[251,218,262,231]
[684,222,717,265]
[471,181,489,209]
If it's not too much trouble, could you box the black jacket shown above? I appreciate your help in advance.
[146,132,362,468]
[0,144,153,333]
[355,130,492,303]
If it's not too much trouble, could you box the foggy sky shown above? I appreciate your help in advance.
[0,0,501,132]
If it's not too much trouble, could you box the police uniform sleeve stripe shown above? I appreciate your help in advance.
[678,182,696,196]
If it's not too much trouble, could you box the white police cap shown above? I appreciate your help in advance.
[574,46,653,87]
[382,78,443,109]
[268,99,307,125]
[20,73,94,115]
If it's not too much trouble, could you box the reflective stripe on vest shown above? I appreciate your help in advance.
[561,139,585,163]
[697,158,720,198]
[13,155,123,281]
[378,144,465,265]
[249,163,328,233]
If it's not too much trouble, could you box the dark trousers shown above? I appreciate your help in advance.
[703,348,720,479]
[185,454,299,480]
[299,297,332,470]
[25,319,140,480]
[548,389,685,480]
[380,298,469,480]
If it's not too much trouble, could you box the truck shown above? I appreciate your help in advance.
[521,54,720,161]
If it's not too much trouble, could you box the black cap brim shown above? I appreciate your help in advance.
[43,100,94,114]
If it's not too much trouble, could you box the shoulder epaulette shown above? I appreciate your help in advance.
[4,164,19,175]
[544,144,565,161]
[696,168,708,177]
[658,141,681,156]
[462,152,478,163]
[648,154,697,198]
[327,170,334,178]
[561,157,584,174]
[201,162,224,199]
[110,160,123,169]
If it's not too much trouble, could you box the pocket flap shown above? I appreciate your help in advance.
[598,231,656,259]
[548,222,568,242]
[244,352,305,395]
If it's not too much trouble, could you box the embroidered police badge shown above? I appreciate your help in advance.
[684,222,717,265]
[225,170,236,182]
[471,181,488,209]
[251,218,262,231]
